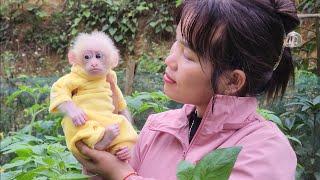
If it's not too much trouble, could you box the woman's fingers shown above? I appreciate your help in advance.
[76,141,99,162]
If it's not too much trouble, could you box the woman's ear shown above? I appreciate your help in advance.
[219,70,246,95]
[67,51,77,65]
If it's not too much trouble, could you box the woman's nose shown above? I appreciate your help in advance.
[164,42,179,70]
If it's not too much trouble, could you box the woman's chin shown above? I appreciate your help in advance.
[163,86,182,103]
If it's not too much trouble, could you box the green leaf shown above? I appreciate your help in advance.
[36,11,48,18]
[108,28,117,36]
[286,136,302,146]
[114,35,123,42]
[102,24,109,32]
[59,173,89,179]
[177,147,241,180]
[257,109,283,128]
[313,95,320,105]
[2,159,31,170]
[15,166,48,180]
[73,17,82,27]
[149,21,157,27]
[177,161,195,180]
[83,10,91,18]
[109,16,116,24]
[71,28,78,36]
[0,170,23,180]
[193,147,242,180]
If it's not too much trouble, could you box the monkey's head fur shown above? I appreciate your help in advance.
[68,31,119,76]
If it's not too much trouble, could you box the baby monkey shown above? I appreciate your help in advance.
[49,31,137,161]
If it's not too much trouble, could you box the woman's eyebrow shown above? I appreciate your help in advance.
[177,39,190,49]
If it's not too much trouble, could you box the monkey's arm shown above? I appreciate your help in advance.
[49,74,81,113]
[49,74,87,125]
[107,71,133,124]
[119,108,134,124]
[107,70,127,111]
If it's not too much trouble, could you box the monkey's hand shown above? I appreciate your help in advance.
[58,101,88,126]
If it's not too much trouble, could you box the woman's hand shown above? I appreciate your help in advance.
[75,141,135,180]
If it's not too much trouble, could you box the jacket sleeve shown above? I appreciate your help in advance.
[109,70,127,111]
[128,115,157,180]
[229,125,297,180]
[49,73,81,113]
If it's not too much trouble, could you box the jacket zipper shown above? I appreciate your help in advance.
[184,104,212,158]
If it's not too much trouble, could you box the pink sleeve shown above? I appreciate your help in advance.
[129,115,157,180]
[126,175,156,180]
[229,126,297,180]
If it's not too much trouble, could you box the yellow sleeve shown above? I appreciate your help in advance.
[49,73,81,113]
[109,70,127,111]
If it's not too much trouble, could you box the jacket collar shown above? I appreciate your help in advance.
[148,95,258,139]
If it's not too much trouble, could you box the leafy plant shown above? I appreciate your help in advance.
[0,133,85,179]
[5,84,50,135]
[126,91,170,117]
[177,147,242,180]
[0,51,18,78]
[257,109,302,146]
[285,95,320,180]
[260,94,320,180]
[136,54,166,73]
[126,91,172,129]
[148,2,175,35]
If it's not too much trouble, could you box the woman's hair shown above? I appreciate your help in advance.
[176,0,300,100]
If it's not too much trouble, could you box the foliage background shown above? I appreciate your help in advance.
[0,0,319,179]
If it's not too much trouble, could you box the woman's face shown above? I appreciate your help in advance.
[163,24,213,106]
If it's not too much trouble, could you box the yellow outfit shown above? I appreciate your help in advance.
[49,65,137,159]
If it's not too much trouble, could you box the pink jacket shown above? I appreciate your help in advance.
[129,95,297,180]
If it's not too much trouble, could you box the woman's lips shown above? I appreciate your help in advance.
[163,73,176,84]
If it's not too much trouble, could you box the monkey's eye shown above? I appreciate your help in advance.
[96,52,103,59]
[83,53,93,60]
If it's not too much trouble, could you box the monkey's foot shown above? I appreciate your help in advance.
[94,124,120,150]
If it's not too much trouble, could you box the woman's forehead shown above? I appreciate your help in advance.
[175,23,190,49]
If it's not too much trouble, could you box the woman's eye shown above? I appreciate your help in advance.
[96,54,101,59]
[183,53,193,61]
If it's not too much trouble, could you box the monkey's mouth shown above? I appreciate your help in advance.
[90,68,102,72]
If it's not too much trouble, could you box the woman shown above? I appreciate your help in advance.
[75,0,300,179]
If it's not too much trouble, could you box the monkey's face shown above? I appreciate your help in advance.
[82,50,108,76]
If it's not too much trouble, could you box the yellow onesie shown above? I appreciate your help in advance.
[49,65,137,159]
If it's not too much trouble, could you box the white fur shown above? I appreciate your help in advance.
[70,31,119,68]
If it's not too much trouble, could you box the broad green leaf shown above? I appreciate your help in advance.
[0,170,23,180]
[83,10,91,18]
[257,109,283,128]
[149,21,157,27]
[109,16,116,24]
[313,96,320,105]
[177,161,195,180]
[286,136,302,146]
[59,173,89,179]
[15,166,47,180]
[2,159,31,170]
[109,28,117,36]
[114,35,123,42]
[177,147,241,180]
[193,147,242,180]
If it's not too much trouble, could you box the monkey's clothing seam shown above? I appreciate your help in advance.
[49,65,137,159]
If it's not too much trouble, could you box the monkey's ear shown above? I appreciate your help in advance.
[67,51,77,65]
[110,51,119,68]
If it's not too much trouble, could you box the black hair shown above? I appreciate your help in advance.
[177,0,299,100]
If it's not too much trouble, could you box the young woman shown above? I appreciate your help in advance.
[75,0,300,179]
